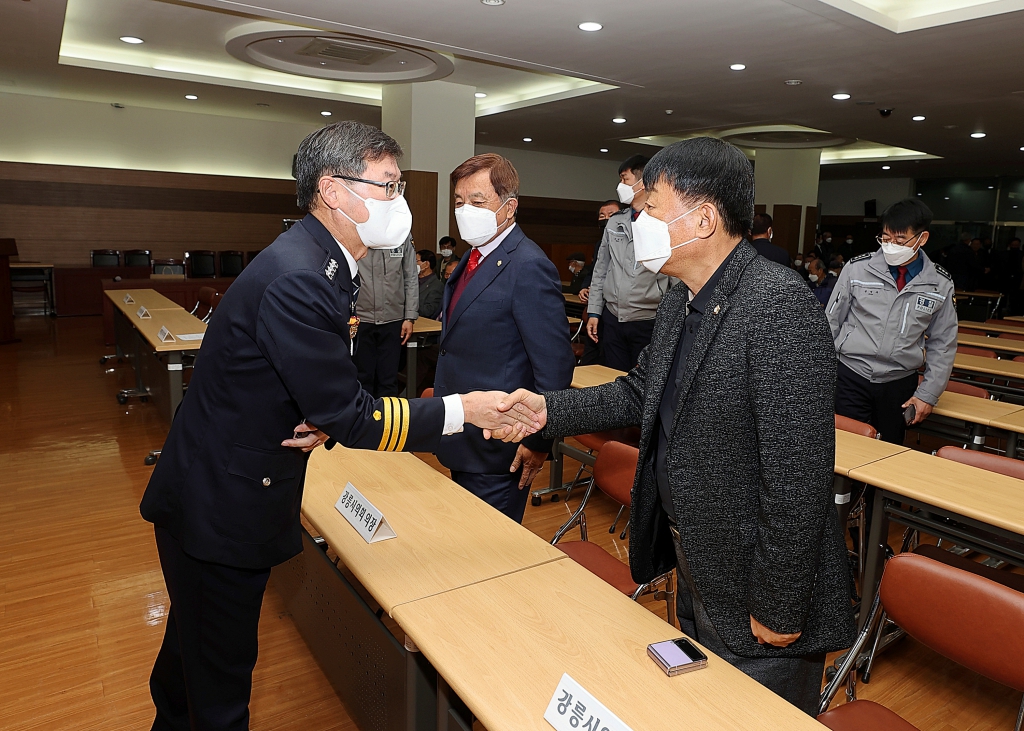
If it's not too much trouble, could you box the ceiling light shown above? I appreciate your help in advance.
[612,117,626,124]
[730,63,746,71]
[832,93,851,100]
[184,94,198,100]
[320,111,332,117]
[971,132,986,138]
[665,109,674,115]
[944,196,950,200]
[474,92,487,98]
[989,186,995,189]
[881,165,891,170]
[119,36,144,44]
[917,193,922,196]
[1020,146,1024,151]
[256,103,270,107]
[523,137,532,142]
[480,0,504,5]
[785,79,802,85]
[912,115,926,121]
[600,148,609,153]
[578,22,603,31]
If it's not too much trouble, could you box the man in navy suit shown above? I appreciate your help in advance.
[140,123,530,731]
[434,154,575,523]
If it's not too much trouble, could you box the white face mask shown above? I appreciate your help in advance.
[616,179,641,205]
[439,248,453,258]
[632,205,701,274]
[794,258,803,266]
[825,237,832,243]
[880,232,923,266]
[803,261,811,270]
[339,184,412,249]
[808,274,820,283]
[455,199,511,247]
[846,238,854,244]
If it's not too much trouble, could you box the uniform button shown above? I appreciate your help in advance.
[440,348,446,356]
[262,477,271,487]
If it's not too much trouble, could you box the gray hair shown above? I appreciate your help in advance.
[295,121,403,212]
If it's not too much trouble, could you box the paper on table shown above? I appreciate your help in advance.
[177,333,204,341]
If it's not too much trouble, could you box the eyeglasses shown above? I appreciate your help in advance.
[332,175,406,200]
[876,231,923,247]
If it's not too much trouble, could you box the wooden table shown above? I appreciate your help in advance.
[107,288,180,314]
[571,364,625,388]
[101,276,235,345]
[958,320,1024,335]
[986,409,1024,458]
[404,317,443,397]
[852,449,1024,626]
[958,333,1024,356]
[833,430,908,477]
[394,560,823,731]
[953,352,1024,380]
[563,293,583,305]
[10,262,54,317]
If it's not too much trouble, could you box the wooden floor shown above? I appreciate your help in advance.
[0,315,1020,730]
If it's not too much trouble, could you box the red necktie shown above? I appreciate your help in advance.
[447,248,482,319]
[896,265,908,292]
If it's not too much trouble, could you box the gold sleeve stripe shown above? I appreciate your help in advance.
[386,397,404,452]
[395,397,411,452]
[376,397,394,451]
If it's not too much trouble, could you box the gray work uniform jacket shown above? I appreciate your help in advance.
[355,236,419,325]
[826,249,957,405]
[587,209,676,322]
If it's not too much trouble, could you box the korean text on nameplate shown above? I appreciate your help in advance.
[335,482,396,543]
[544,674,633,731]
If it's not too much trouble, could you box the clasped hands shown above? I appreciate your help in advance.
[459,389,548,442]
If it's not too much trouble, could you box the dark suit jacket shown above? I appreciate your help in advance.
[544,240,855,657]
[141,214,445,569]
[434,225,575,473]
[749,236,790,268]
[418,274,444,319]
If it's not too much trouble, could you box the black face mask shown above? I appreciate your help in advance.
[600,219,609,231]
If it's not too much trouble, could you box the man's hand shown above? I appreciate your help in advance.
[281,421,329,452]
[510,445,547,489]
[586,317,599,343]
[400,319,414,345]
[489,389,548,442]
[901,395,933,425]
[578,287,590,303]
[461,391,540,442]
[750,615,801,647]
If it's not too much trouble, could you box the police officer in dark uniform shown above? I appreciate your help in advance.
[140,121,529,731]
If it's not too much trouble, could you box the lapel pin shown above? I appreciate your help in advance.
[497,260,503,267]
[713,305,721,314]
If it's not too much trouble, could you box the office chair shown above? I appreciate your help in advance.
[152,259,185,276]
[90,249,121,267]
[218,250,245,277]
[189,286,220,323]
[124,249,152,268]
[184,250,216,278]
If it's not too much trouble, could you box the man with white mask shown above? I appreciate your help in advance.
[494,137,855,714]
[432,153,574,523]
[827,198,956,445]
[587,155,676,370]
[139,123,533,730]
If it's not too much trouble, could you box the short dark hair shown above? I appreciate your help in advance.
[1012,238,1022,245]
[295,121,403,212]
[618,155,649,177]
[809,258,826,274]
[751,212,773,236]
[642,137,753,238]
[880,198,933,235]
[417,249,437,271]
[451,153,519,201]
[600,199,622,209]
[439,236,456,248]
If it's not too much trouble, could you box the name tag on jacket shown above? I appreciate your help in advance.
[915,295,937,314]
[389,247,404,258]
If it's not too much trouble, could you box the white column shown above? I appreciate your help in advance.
[753,148,822,251]
[381,81,476,242]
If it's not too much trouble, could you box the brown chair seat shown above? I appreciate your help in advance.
[818,700,919,731]
[420,388,434,399]
[957,345,997,358]
[556,540,639,595]
[835,414,878,438]
[913,544,1024,594]
[577,427,641,452]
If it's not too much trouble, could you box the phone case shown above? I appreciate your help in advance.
[647,643,708,676]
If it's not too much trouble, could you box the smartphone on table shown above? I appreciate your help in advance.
[647,638,708,676]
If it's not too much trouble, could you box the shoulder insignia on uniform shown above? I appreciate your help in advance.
[377,397,411,452]
[850,252,872,263]
[325,258,339,281]
[934,264,952,281]
[373,410,381,421]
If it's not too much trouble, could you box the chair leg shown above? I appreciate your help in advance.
[1015,693,1023,731]
[819,592,883,715]
[609,505,625,534]
[861,610,890,683]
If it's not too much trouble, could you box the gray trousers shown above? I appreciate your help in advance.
[671,529,825,716]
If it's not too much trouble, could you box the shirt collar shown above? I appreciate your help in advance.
[475,223,517,261]
[888,253,924,280]
[331,237,359,279]
[686,245,737,314]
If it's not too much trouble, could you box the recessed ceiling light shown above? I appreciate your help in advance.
[184,94,198,100]
[480,0,504,5]
[730,63,746,71]
[832,93,851,100]
[944,196,950,200]
[881,165,891,170]
[599,148,609,153]
[474,92,487,98]
[523,137,532,142]
[944,124,958,129]
[912,115,926,121]
[1020,146,1024,151]
[256,102,270,107]
[665,109,674,115]
[612,117,626,124]
[320,61,327,66]
[988,186,995,189]
[917,193,922,196]
[785,79,802,85]
[578,22,602,31]
[119,36,144,44]
[971,132,986,138]
[320,111,332,117]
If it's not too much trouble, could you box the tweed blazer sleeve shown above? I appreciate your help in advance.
[745,276,838,636]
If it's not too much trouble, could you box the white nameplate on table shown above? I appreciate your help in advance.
[177,333,204,341]
[544,674,633,731]
[123,294,134,304]
[335,482,396,543]
[157,326,176,343]
[136,306,151,319]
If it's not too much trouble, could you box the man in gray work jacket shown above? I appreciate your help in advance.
[586,155,676,371]
[354,234,419,397]
[827,198,957,445]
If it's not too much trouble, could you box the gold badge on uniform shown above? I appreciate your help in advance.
[349,315,360,341]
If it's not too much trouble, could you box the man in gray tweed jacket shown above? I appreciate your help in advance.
[497,138,855,714]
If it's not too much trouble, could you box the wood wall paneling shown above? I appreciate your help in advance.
[402,170,438,255]
[772,204,803,257]
[516,196,604,281]
[803,206,818,253]
[54,267,153,316]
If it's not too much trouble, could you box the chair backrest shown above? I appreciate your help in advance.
[219,250,245,277]
[879,552,1024,692]
[998,331,1024,342]
[124,249,151,268]
[420,388,434,398]
[988,318,1024,329]
[957,345,997,358]
[197,286,220,310]
[936,445,1024,480]
[958,327,986,336]
[834,414,878,439]
[91,249,120,267]
[592,441,639,507]
[185,250,216,278]
[153,259,185,276]
[943,380,991,398]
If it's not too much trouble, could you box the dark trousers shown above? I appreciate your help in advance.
[450,469,530,524]
[150,526,271,731]
[354,320,403,398]
[600,308,655,372]
[835,361,918,445]
[579,313,602,366]
[671,529,825,715]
